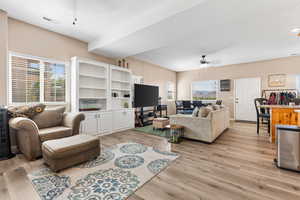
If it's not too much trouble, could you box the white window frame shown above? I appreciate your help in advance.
[166,81,176,101]
[8,52,69,106]
[191,80,219,103]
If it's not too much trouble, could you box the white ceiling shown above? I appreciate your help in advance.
[1,0,300,71]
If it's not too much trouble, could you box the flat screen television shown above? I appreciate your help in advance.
[134,84,159,107]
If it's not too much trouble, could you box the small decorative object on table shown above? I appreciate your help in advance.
[166,124,184,144]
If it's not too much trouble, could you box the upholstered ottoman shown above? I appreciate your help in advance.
[42,135,100,172]
[153,118,169,130]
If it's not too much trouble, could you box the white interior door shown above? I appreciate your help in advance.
[235,77,261,121]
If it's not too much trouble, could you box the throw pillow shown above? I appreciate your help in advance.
[192,107,199,117]
[199,106,213,118]
[8,103,46,118]
[212,105,220,110]
[32,106,66,129]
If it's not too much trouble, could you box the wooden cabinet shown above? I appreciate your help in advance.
[270,107,299,143]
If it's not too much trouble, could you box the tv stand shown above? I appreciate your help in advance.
[135,105,168,127]
[135,107,157,127]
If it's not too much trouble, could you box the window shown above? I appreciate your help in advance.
[166,81,176,100]
[9,53,67,104]
[191,80,218,101]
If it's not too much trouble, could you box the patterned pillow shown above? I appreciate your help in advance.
[192,107,199,117]
[8,103,46,118]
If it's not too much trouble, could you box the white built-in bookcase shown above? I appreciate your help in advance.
[110,65,132,110]
[71,57,134,136]
[71,57,109,112]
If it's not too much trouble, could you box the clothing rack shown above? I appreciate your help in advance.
[261,88,298,105]
[261,88,298,97]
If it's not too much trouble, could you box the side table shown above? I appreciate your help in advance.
[166,124,184,143]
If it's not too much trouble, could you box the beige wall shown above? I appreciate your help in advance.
[125,57,177,114]
[177,56,300,118]
[3,17,177,114]
[0,10,8,105]
[8,18,114,64]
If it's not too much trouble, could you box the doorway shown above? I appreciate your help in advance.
[235,77,261,121]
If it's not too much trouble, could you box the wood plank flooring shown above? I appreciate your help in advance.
[1,122,300,200]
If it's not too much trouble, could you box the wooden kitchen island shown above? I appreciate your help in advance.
[259,105,300,143]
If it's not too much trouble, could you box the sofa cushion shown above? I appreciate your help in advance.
[192,107,199,117]
[212,105,220,110]
[42,135,99,159]
[33,106,65,129]
[39,126,72,142]
[199,106,213,118]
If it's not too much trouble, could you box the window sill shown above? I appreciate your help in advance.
[9,102,68,107]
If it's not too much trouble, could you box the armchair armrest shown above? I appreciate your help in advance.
[62,112,85,135]
[9,117,39,133]
[9,117,41,160]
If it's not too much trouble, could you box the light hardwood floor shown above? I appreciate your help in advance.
[1,122,300,200]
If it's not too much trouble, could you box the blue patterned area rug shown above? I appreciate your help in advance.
[27,142,179,200]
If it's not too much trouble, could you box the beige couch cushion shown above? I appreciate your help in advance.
[199,106,213,118]
[39,126,72,142]
[212,105,220,110]
[33,106,65,129]
[42,135,99,159]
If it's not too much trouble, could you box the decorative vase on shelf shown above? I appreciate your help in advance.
[124,102,129,108]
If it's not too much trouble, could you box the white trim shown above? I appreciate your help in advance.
[9,51,67,65]
[8,51,69,105]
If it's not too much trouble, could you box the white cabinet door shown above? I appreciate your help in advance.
[112,110,124,130]
[112,109,134,131]
[124,109,134,129]
[82,113,98,134]
[98,112,113,133]
[235,77,261,121]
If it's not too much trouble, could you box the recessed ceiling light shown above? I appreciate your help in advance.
[291,28,300,33]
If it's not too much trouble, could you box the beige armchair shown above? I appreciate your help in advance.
[9,107,85,160]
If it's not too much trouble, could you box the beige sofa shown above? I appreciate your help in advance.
[169,107,230,143]
[9,107,85,160]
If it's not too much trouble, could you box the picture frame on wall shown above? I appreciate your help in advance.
[268,74,286,87]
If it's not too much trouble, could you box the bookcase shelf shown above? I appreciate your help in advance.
[71,57,109,112]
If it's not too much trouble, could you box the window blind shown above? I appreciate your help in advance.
[9,54,66,104]
[11,56,40,103]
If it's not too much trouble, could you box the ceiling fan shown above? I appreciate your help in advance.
[200,55,211,65]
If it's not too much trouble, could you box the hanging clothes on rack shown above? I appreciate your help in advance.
[262,89,297,105]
